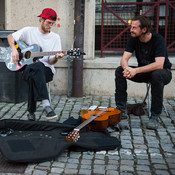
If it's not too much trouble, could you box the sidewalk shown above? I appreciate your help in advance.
[0,95,175,175]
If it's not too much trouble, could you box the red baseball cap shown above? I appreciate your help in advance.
[37,8,57,21]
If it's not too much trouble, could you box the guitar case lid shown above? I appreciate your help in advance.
[0,119,121,163]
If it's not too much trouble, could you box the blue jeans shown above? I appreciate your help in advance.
[115,66,172,116]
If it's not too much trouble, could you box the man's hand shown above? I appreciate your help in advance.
[123,67,137,79]
[55,51,64,61]
[49,51,64,65]
[11,48,19,64]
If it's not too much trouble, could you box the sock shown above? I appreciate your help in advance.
[42,99,50,109]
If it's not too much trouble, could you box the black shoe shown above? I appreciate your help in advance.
[27,113,36,121]
[147,115,160,130]
[43,106,58,120]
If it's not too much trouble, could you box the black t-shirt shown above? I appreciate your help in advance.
[125,33,172,69]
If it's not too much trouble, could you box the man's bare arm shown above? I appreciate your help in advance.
[120,51,133,70]
[48,52,64,65]
[7,34,19,64]
[125,57,165,79]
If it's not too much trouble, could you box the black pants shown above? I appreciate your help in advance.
[115,66,172,116]
[22,62,53,113]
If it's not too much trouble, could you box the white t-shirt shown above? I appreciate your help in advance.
[12,26,62,74]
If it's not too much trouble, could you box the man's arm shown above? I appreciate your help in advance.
[7,34,19,64]
[48,52,64,65]
[120,51,133,69]
[125,57,165,79]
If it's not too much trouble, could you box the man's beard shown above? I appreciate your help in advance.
[41,22,50,33]
[131,32,143,38]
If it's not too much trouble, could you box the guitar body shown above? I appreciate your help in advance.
[5,41,41,71]
[81,108,121,130]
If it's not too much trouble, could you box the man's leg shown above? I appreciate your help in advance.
[147,69,172,129]
[115,66,128,118]
[23,62,55,120]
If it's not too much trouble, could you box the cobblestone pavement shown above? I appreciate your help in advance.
[0,95,175,175]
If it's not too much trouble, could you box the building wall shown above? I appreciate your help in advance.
[4,0,175,98]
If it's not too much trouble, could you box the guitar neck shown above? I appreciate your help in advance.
[75,110,104,130]
[75,115,98,130]
[31,50,67,58]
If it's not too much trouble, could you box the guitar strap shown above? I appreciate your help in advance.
[0,119,121,163]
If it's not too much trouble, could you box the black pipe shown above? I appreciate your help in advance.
[72,0,85,97]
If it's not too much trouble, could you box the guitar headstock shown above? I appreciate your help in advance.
[66,129,80,142]
[67,48,86,57]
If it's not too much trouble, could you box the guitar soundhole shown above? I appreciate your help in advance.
[25,51,31,59]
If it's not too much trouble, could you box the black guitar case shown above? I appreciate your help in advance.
[0,119,121,163]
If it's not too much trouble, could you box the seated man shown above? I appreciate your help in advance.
[7,8,64,121]
[115,15,172,130]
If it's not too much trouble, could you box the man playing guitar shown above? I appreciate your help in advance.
[7,8,64,121]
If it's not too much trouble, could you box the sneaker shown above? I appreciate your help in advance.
[121,112,128,119]
[43,106,57,120]
[27,113,36,121]
[147,115,160,130]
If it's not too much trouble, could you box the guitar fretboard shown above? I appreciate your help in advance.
[31,51,68,57]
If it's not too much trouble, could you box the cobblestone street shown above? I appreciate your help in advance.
[0,95,175,175]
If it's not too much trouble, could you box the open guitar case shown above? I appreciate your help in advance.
[0,119,121,163]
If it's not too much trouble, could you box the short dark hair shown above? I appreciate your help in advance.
[132,15,152,33]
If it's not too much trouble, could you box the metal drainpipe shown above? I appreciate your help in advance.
[71,0,85,97]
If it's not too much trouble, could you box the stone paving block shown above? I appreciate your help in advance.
[137,171,152,175]
[50,167,64,174]
[92,168,105,175]
[78,168,92,175]
[94,159,105,165]
[32,169,48,175]
[106,170,119,175]
[52,162,65,168]
[80,164,91,169]
[120,165,134,173]
[81,159,93,165]
[106,164,118,170]
[136,165,150,171]
[64,168,78,174]
[155,170,170,175]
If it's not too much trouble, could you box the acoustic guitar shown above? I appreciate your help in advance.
[66,105,121,142]
[5,41,85,71]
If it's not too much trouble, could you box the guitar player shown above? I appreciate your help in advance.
[7,8,64,121]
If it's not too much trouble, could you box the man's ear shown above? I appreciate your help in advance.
[142,27,147,34]
[39,17,43,22]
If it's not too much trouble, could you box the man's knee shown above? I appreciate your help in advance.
[151,70,162,81]
[151,69,171,85]
[115,66,123,77]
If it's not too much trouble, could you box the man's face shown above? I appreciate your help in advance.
[130,20,143,38]
[40,18,56,33]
